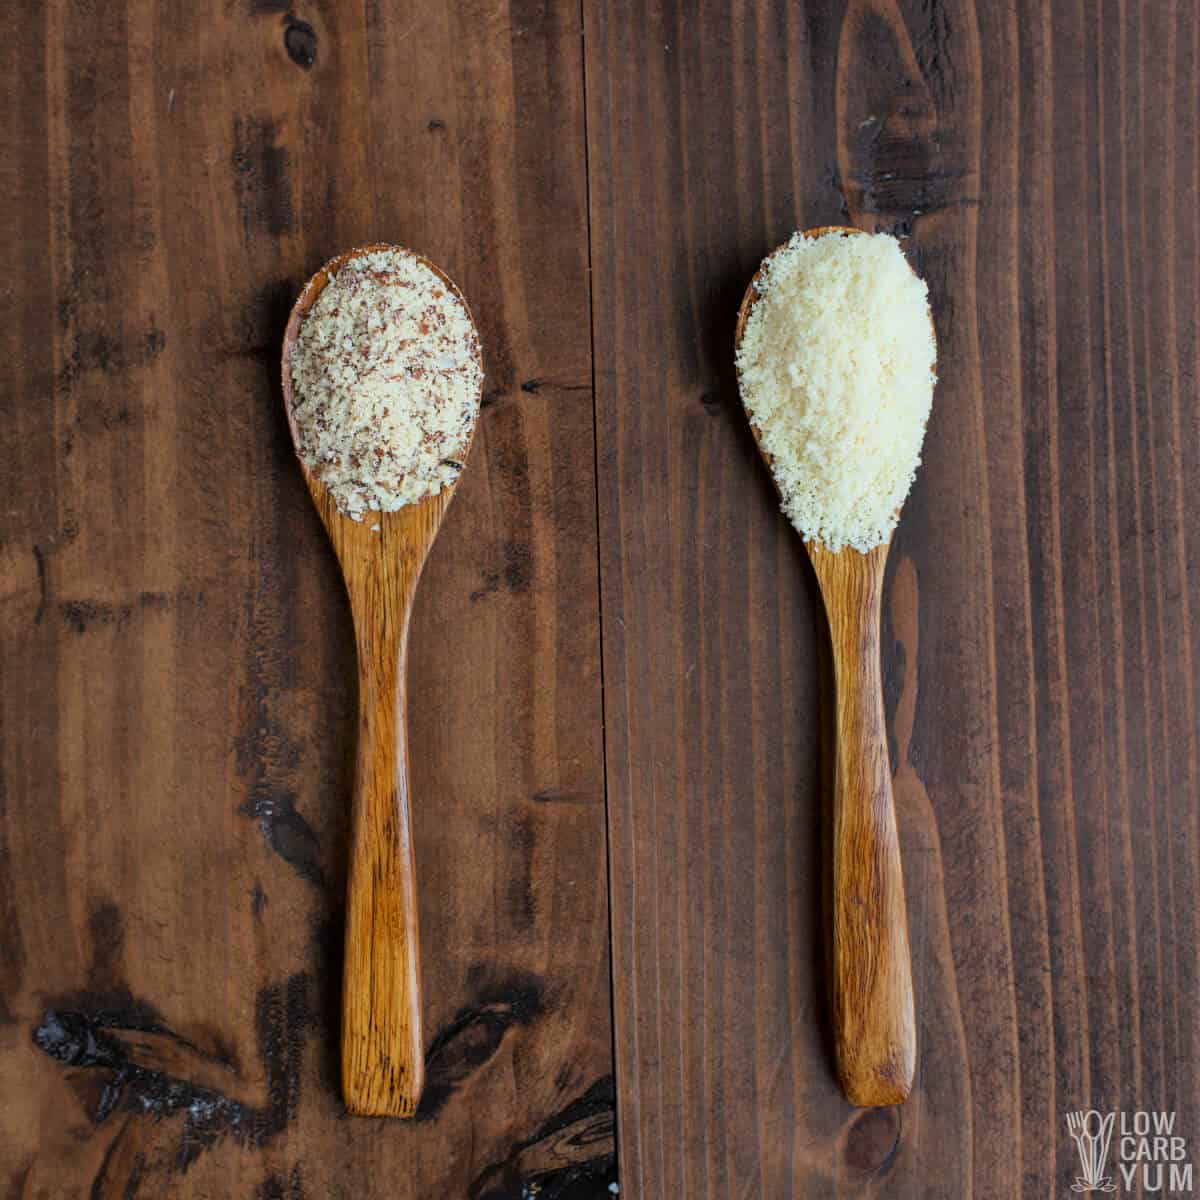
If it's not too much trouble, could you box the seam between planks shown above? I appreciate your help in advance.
[577,0,624,1190]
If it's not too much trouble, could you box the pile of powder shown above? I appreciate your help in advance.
[736,231,936,552]
[289,248,483,522]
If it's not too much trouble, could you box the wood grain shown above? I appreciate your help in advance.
[733,229,919,1109]
[335,498,433,1118]
[0,0,612,1195]
[333,493,438,1118]
[3,0,1199,1197]
[279,245,486,1118]
[807,541,916,1107]
[584,0,1199,1196]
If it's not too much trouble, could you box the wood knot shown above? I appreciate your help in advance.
[836,1,972,224]
[842,1105,902,1174]
[283,16,317,69]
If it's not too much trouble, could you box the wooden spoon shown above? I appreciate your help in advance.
[734,226,921,1107]
[281,244,483,1117]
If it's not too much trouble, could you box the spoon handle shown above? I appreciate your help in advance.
[809,542,916,1106]
[341,559,424,1117]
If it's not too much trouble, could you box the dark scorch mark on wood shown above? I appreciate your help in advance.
[257,1163,305,1198]
[89,1126,138,1200]
[119,1153,147,1199]
[87,900,125,991]
[520,378,592,397]
[232,117,294,238]
[309,913,345,1097]
[32,974,309,1178]
[34,1005,216,1126]
[469,1075,617,1199]
[282,17,317,70]
[223,279,298,363]
[250,883,269,917]
[234,640,323,885]
[531,788,596,805]
[57,324,166,393]
[470,542,533,602]
[506,814,538,932]
[417,965,549,1120]
[504,540,533,590]
[59,590,203,634]
[32,544,47,623]
[238,789,323,886]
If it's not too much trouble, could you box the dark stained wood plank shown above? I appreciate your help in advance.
[584,1,1199,1197]
[0,1,613,1196]
[5,0,1200,1196]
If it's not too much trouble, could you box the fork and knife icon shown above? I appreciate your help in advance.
[1066,1110,1117,1193]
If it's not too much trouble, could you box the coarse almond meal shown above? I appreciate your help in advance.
[736,230,936,553]
[289,248,483,523]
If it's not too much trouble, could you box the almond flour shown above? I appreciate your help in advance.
[289,248,483,522]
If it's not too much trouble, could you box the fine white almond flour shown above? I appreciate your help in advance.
[736,231,936,552]
[289,248,483,522]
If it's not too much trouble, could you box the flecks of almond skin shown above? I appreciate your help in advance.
[289,249,481,522]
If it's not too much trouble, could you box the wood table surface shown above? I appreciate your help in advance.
[1,2,1196,1197]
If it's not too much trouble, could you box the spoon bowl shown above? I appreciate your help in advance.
[735,226,923,1107]
[282,243,482,542]
[282,244,483,1118]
